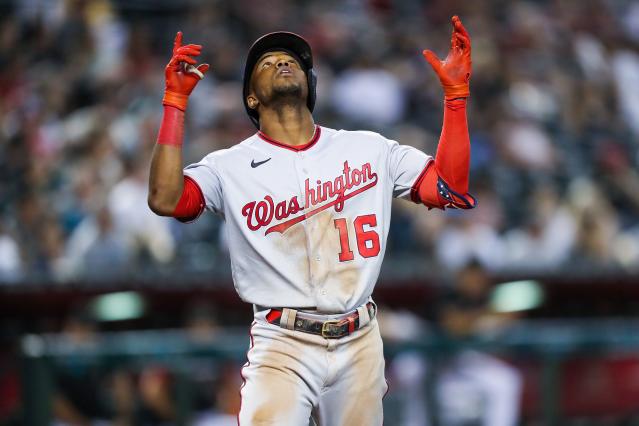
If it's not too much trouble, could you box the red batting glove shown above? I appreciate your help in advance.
[423,16,472,99]
[163,31,210,111]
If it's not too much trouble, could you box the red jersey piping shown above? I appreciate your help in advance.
[257,125,321,152]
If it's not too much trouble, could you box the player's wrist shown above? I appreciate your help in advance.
[163,90,189,111]
[157,105,185,146]
[442,83,469,100]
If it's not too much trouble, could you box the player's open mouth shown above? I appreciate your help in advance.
[277,69,292,76]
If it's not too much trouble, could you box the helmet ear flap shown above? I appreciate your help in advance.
[306,68,317,113]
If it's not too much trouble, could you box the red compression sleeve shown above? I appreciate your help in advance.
[173,176,205,222]
[417,98,476,209]
[434,98,469,193]
[157,105,184,146]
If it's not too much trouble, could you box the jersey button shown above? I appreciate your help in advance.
[320,290,327,296]
[315,255,321,261]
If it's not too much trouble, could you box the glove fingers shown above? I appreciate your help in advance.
[180,43,202,51]
[173,31,183,54]
[183,64,204,79]
[175,54,197,65]
[422,50,443,74]
[456,33,470,47]
[176,46,201,57]
[453,16,471,40]
[168,55,182,68]
[451,33,461,50]
[183,63,209,80]
[456,33,471,54]
[177,44,201,51]
[176,45,202,57]
[196,63,210,76]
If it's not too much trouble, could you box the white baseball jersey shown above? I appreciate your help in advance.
[184,125,431,313]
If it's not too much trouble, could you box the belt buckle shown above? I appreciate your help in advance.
[321,319,344,338]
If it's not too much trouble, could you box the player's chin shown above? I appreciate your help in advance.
[272,81,303,97]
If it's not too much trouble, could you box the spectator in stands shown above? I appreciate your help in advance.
[185,302,220,344]
[52,309,135,426]
[0,222,22,283]
[390,260,522,426]
[566,178,636,269]
[331,55,406,128]
[182,302,242,425]
[107,157,175,266]
[434,260,522,426]
[436,211,505,272]
[502,185,577,271]
[192,362,242,426]
[137,365,176,425]
[60,204,130,279]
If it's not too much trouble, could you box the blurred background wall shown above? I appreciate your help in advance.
[1,0,639,425]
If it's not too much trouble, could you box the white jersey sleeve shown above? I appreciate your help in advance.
[183,153,225,215]
[386,138,433,200]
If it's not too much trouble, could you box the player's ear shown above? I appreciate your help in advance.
[247,95,259,110]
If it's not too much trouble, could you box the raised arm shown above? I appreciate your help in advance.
[416,16,476,209]
[148,32,209,216]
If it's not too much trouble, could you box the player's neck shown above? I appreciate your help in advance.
[259,107,315,147]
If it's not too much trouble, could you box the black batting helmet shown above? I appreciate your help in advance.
[242,31,317,129]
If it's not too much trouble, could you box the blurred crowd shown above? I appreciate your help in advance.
[5,262,638,425]
[10,263,524,426]
[1,0,639,283]
[48,305,241,426]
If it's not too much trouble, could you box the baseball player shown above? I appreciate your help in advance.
[148,15,474,426]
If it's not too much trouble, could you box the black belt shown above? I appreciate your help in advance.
[264,302,376,339]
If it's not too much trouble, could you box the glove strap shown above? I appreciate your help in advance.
[443,83,470,100]
[163,90,189,111]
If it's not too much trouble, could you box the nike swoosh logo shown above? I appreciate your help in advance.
[251,158,272,168]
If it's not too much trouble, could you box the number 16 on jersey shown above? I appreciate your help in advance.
[333,214,380,262]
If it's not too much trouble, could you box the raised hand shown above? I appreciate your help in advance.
[163,31,210,111]
[423,16,472,99]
